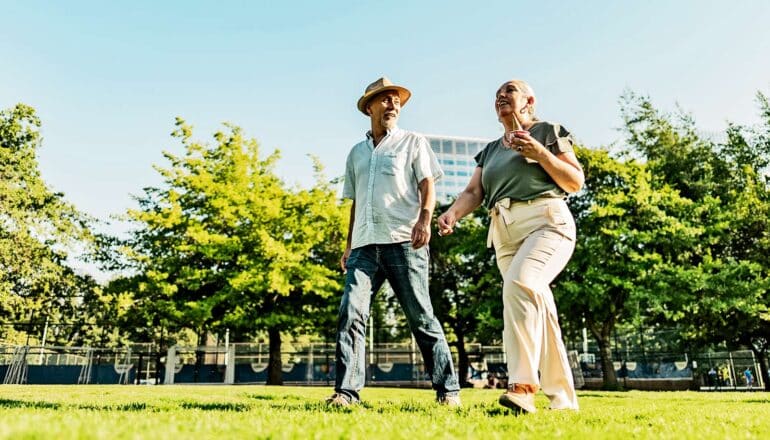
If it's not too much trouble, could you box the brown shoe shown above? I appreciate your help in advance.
[498,383,538,414]
[325,393,352,407]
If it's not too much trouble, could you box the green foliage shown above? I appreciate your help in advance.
[111,118,347,380]
[559,144,701,386]
[620,92,770,387]
[0,104,99,345]
[429,206,500,383]
[559,92,770,388]
[0,386,768,439]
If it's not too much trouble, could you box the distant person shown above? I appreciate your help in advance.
[485,374,498,389]
[744,368,754,389]
[325,77,460,407]
[720,365,731,387]
[708,367,718,390]
[438,79,584,414]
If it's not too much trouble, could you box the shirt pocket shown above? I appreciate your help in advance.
[381,151,408,176]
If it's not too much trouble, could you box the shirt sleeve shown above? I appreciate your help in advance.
[547,124,574,154]
[413,136,444,183]
[341,149,356,200]
[474,141,492,167]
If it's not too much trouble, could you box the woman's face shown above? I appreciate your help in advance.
[495,81,528,119]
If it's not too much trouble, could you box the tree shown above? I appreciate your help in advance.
[119,119,347,384]
[429,207,499,386]
[559,145,702,388]
[0,103,97,344]
[620,92,770,390]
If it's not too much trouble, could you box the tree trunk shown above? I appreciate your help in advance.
[267,327,283,385]
[596,333,619,389]
[751,346,769,391]
[454,327,470,387]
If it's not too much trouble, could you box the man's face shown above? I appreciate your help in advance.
[367,90,401,129]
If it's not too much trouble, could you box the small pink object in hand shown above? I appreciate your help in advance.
[505,130,537,163]
[504,130,529,147]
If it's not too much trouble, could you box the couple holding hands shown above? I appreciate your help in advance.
[327,76,584,415]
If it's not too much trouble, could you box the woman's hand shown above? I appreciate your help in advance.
[437,211,457,236]
[509,131,547,162]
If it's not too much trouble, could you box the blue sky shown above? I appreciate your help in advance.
[2,0,770,247]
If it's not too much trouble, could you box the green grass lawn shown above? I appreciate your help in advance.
[0,385,767,439]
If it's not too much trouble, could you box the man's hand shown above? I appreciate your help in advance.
[411,221,431,249]
[340,247,351,273]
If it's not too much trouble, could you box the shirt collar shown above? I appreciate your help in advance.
[366,126,401,140]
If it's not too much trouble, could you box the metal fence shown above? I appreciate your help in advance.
[1,341,764,390]
[1,343,160,385]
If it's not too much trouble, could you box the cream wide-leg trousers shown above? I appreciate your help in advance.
[488,197,579,410]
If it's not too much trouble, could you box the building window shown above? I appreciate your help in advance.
[430,139,440,154]
[442,140,453,154]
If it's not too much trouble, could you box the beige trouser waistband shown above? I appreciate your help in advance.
[487,197,563,248]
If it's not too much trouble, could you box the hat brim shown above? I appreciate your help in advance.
[357,86,411,115]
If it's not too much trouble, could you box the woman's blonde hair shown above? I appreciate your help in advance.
[499,79,537,120]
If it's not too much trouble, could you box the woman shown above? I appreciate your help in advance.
[437,79,584,414]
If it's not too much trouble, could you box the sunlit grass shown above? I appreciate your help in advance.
[0,385,767,439]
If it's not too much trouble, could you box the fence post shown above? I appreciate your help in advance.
[224,345,235,385]
[728,351,736,390]
[306,343,314,383]
[136,353,143,385]
[164,346,176,385]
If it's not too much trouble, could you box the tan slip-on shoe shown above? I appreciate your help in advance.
[498,383,538,414]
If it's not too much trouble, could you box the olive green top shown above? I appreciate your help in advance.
[474,121,574,209]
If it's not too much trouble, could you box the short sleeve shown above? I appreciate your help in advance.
[413,136,444,183]
[474,141,493,167]
[341,151,356,200]
[547,124,574,155]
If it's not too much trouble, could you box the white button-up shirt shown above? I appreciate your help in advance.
[342,127,443,250]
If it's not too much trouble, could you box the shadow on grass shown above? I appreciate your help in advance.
[578,393,633,398]
[0,398,61,409]
[380,403,423,413]
[270,401,352,412]
[484,406,522,417]
[76,402,150,412]
[246,393,303,401]
[180,402,253,411]
[0,399,157,412]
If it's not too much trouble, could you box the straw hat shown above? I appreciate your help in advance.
[357,76,411,115]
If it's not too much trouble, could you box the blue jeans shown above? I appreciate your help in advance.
[334,242,460,402]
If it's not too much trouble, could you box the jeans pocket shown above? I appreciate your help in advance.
[402,242,428,268]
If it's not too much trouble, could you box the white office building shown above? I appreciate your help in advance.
[424,134,492,204]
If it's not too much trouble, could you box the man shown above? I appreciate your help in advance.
[326,77,460,406]
[744,368,754,390]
